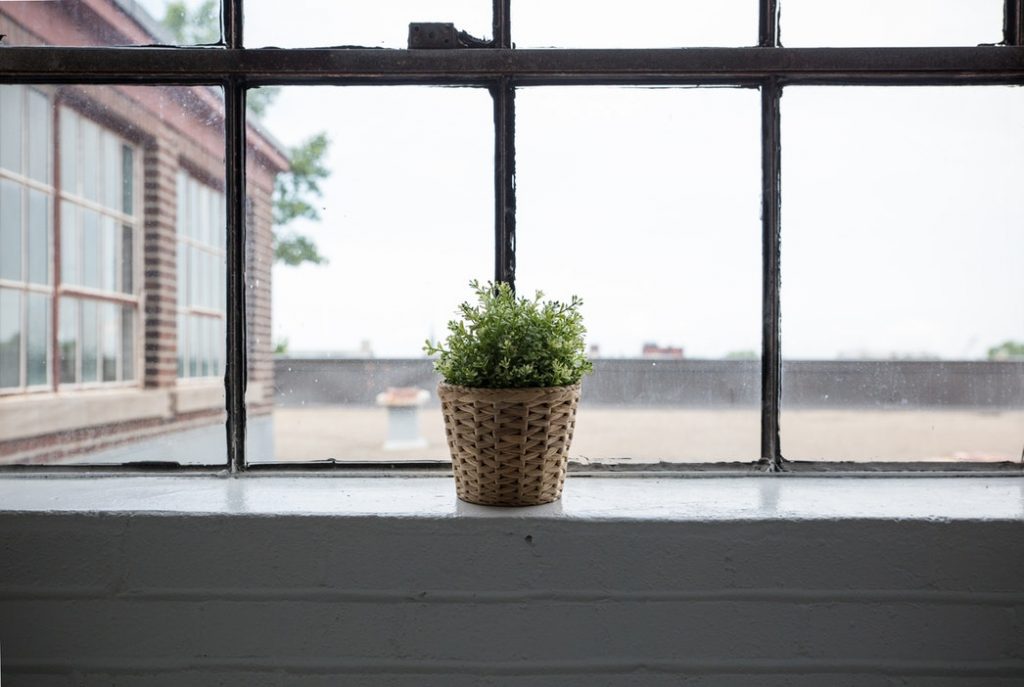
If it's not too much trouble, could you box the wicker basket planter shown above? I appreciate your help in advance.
[438,382,582,506]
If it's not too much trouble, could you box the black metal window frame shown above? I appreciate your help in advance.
[2,0,1023,475]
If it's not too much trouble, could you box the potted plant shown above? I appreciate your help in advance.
[424,280,593,506]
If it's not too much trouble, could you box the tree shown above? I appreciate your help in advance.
[272,133,330,265]
[987,340,1024,360]
[160,2,330,267]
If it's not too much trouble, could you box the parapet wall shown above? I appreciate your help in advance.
[273,359,1024,409]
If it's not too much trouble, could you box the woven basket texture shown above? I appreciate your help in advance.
[437,382,581,506]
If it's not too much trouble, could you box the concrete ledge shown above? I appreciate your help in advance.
[0,389,172,442]
[172,383,224,415]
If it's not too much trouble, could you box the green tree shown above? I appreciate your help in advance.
[160,3,330,267]
[160,0,218,44]
[987,340,1024,360]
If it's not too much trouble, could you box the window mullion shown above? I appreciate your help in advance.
[225,77,246,473]
[1006,0,1024,45]
[761,78,783,471]
[493,77,516,289]
[759,0,780,47]
[224,0,243,49]
[494,0,511,49]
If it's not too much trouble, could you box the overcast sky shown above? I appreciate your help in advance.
[138,0,1023,359]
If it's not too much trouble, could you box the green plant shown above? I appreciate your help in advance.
[425,280,593,388]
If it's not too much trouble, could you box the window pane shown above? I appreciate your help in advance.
[26,88,51,184]
[0,84,23,174]
[59,108,79,196]
[60,202,79,285]
[780,0,1003,47]
[80,118,100,202]
[59,298,78,385]
[81,300,98,382]
[0,289,21,389]
[121,225,133,294]
[121,146,134,215]
[122,306,135,381]
[101,216,117,292]
[26,292,49,387]
[245,0,490,48]
[517,87,762,463]
[248,86,492,464]
[0,180,22,281]
[514,0,758,48]
[781,86,1024,462]
[3,84,226,467]
[101,302,118,382]
[0,0,220,46]
[102,132,119,209]
[27,190,50,285]
[81,209,100,289]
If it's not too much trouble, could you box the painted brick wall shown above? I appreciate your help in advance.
[1,511,1022,685]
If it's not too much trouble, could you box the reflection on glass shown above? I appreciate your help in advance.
[245,0,490,48]
[0,84,228,466]
[0,290,21,389]
[247,86,492,463]
[514,0,757,48]
[0,0,219,46]
[781,86,1024,462]
[780,0,1002,47]
[517,87,762,462]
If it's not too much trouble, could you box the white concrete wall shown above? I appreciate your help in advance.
[1,477,1022,686]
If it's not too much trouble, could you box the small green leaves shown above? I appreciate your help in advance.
[424,281,593,388]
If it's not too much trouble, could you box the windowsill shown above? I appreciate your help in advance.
[0,474,1021,522]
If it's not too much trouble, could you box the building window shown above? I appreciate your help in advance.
[0,85,52,392]
[176,170,226,380]
[56,105,139,387]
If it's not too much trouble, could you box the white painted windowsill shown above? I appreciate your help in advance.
[0,475,1022,522]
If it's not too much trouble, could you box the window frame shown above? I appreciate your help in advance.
[1,0,1022,473]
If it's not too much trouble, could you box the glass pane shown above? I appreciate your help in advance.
[60,202,79,285]
[121,146,134,215]
[121,306,135,381]
[0,289,21,389]
[2,84,226,467]
[781,0,1003,47]
[26,88,51,184]
[102,132,119,209]
[59,108,79,196]
[80,118,100,202]
[101,216,117,291]
[1,180,22,281]
[27,190,50,285]
[247,85,492,464]
[121,225,134,294]
[0,84,23,174]
[81,209,100,289]
[101,302,118,382]
[514,0,758,48]
[26,292,49,387]
[781,86,1024,462]
[81,299,98,383]
[517,87,762,463]
[59,298,78,385]
[245,0,490,48]
[0,0,220,46]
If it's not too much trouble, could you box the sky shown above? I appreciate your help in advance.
[135,0,1022,360]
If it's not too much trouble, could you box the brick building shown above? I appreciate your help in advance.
[0,1,287,463]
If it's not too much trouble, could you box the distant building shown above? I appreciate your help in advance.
[641,342,684,359]
[0,1,288,463]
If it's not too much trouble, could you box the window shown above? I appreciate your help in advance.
[0,1,1021,471]
[176,171,226,380]
[57,105,140,387]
